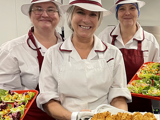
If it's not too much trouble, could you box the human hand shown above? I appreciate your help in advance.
[77,111,94,120]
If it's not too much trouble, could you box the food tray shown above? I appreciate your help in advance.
[12,90,38,120]
[89,104,160,120]
[128,62,160,101]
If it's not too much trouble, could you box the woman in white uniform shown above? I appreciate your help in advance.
[98,0,160,112]
[37,0,132,120]
[0,0,64,120]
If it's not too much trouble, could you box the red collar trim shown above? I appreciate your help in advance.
[110,27,118,38]
[95,41,108,52]
[133,31,145,41]
[110,26,145,41]
[59,43,72,52]
[59,42,107,52]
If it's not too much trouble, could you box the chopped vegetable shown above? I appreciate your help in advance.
[128,62,160,96]
[0,89,36,120]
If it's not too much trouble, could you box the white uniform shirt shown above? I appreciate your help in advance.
[98,23,160,62]
[37,34,132,113]
[0,31,63,90]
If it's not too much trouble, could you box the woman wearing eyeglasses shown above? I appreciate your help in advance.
[0,0,64,120]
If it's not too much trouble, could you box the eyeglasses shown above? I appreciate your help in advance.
[31,7,58,16]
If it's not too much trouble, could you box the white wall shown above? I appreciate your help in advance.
[0,0,160,45]
[0,0,62,45]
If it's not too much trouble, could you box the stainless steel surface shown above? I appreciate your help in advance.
[142,26,160,47]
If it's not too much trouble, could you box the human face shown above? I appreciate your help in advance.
[71,6,99,39]
[118,4,138,27]
[30,2,60,31]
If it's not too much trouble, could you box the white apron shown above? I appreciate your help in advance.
[58,51,114,112]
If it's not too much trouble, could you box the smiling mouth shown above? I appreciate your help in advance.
[80,25,91,30]
[124,18,131,19]
[40,20,51,22]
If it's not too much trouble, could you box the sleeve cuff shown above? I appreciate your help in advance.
[108,88,132,104]
[71,112,79,120]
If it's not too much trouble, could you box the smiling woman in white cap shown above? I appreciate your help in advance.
[0,0,64,120]
[37,0,132,120]
[98,0,160,113]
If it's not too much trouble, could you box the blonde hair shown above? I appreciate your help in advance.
[66,6,103,31]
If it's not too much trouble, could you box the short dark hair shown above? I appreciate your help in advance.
[29,4,34,16]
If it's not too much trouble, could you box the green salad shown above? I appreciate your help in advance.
[0,89,35,120]
[128,62,160,96]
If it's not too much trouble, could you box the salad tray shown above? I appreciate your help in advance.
[0,89,38,120]
[13,90,38,120]
[128,62,160,101]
